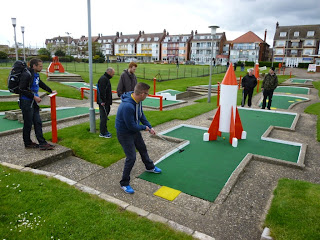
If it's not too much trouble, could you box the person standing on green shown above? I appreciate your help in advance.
[261,67,278,110]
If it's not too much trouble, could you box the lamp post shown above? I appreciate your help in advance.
[21,26,26,62]
[285,29,291,67]
[208,25,219,103]
[11,18,18,61]
[65,32,71,55]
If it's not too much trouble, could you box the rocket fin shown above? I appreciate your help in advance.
[208,106,221,141]
[229,106,236,144]
[235,107,244,139]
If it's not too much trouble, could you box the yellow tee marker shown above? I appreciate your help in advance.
[154,186,181,201]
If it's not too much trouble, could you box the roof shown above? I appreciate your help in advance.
[274,24,320,40]
[232,31,264,44]
[138,32,166,43]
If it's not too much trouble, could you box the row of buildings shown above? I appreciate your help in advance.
[43,22,320,66]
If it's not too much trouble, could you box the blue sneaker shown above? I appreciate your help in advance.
[99,132,112,138]
[121,185,135,194]
[146,166,162,174]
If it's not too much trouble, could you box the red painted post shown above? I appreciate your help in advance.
[290,71,292,79]
[153,77,156,95]
[80,87,84,99]
[217,82,220,106]
[148,94,163,111]
[238,76,242,90]
[49,92,58,143]
[94,89,97,102]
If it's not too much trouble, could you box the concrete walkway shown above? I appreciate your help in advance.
[1,67,320,240]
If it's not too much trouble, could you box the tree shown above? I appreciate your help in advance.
[38,48,51,57]
[55,49,66,57]
[0,51,8,59]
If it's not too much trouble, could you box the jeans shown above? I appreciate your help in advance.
[241,88,254,107]
[19,99,47,146]
[262,89,274,109]
[99,104,110,135]
[117,131,155,186]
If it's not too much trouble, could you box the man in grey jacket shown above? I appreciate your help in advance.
[117,62,137,97]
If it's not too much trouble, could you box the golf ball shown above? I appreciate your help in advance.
[223,137,225,139]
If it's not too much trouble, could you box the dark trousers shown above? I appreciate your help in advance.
[262,89,274,110]
[99,104,110,135]
[241,88,254,107]
[117,131,155,186]
[19,99,47,146]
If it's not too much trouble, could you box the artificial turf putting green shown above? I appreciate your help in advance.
[139,109,301,202]
[274,86,309,95]
[259,95,309,109]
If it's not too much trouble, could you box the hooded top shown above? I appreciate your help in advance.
[115,92,152,134]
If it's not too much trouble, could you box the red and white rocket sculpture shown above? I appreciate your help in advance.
[203,63,246,147]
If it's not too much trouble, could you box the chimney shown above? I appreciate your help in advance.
[139,31,141,35]
[276,22,279,29]
[120,32,122,36]
[142,31,144,34]
[116,32,119,37]
[195,30,197,35]
[163,29,166,34]
[264,29,267,42]
[191,30,194,35]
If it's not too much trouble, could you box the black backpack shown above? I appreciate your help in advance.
[8,60,31,94]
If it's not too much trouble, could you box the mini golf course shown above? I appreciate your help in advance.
[274,86,310,95]
[259,95,309,110]
[139,109,302,202]
[289,78,313,84]
[0,90,17,97]
[0,107,98,133]
[61,82,96,89]
[156,89,182,96]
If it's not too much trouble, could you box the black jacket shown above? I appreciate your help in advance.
[19,68,52,99]
[97,72,112,105]
[242,74,257,89]
[117,69,137,97]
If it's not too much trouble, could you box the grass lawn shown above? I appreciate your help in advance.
[264,179,320,240]
[0,165,193,240]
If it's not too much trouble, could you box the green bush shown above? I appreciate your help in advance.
[244,61,255,66]
[0,51,8,59]
[298,63,309,68]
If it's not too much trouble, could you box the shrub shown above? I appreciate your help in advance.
[0,51,8,59]
[298,63,309,68]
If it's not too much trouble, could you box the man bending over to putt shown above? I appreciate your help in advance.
[116,82,162,194]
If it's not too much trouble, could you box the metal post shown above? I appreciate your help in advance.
[21,26,26,62]
[11,18,18,61]
[87,0,96,133]
[208,25,219,103]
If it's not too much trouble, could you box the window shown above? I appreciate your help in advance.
[163,50,167,54]
[307,31,315,37]
[117,39,121,43]
[147,37,151,41]
[276,40,286,47]
[294,31,299,37]
[140,38,144,41]
[304,40,315,46]
[179,43,185,47]
[163,43,167,47]
[130,38,135,42]
[124,38,128,42]
[303,49,314,55]
[280,32,287,37]
[291,49,297,55]
[275,49,284,55]
[108,39,112,43]
[207,42,211,47]
[154,37,159,41]
[98,40,102,43]
[291,42,299,47]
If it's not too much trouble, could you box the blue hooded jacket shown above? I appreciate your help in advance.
[115,92,152,134]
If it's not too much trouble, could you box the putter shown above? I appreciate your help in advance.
[156,133,185,153]
[102,104,110,120]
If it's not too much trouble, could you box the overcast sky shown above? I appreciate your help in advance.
[1,0,320,49]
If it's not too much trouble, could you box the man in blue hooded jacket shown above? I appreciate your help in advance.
[116,82,162,194]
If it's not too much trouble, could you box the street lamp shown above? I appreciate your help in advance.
[11,18,18,61]
[65,32,71,55]
[21,26,26,62]
[208,25,219,103]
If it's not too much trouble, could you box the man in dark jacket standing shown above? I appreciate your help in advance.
[97,67,115,138]
[241,69,257,107]
[116,82,161,194]
[261,67,278,110]
[116,62,137,97]
[19,58,56,150]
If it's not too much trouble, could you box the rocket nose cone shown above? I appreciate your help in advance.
[221,63,238,85]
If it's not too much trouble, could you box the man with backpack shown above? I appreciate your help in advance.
[18,58,56,150]
[116,62,137,97]
[97,67,115,138]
